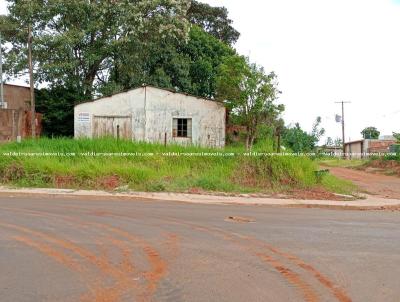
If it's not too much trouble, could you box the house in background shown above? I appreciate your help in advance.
[344,136,397,159]
[74,85,226,148]
[0,83,42,142]
[318,145,343,157]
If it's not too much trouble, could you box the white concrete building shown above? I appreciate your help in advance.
[74,85,226,148]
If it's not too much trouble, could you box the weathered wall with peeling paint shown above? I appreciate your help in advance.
[74,86,226,148]
[0,109,23,141]
[74,88,146,141]
[0,84,43,142]
[0,109,42,142]
[3,84,31,111]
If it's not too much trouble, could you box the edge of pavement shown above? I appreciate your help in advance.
[0,186,399,210]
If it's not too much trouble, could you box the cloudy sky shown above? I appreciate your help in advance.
[1,0,399,142]
[202,0,400,141]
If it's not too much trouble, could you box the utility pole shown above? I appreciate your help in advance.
[335,101,351,158]
[28,25,36,138]
[0,33,4,109]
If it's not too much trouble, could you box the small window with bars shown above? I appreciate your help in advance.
[173,118,192,138]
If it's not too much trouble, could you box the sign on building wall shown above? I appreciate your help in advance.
[78,113,91,123]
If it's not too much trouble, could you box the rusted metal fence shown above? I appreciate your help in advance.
[0,109,42,142]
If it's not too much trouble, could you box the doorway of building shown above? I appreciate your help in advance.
[93,115,132,140]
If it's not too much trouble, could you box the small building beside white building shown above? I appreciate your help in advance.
[344,137,397,159]
[74,85,226,148]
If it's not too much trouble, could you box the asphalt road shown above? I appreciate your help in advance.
[0,195,399,302]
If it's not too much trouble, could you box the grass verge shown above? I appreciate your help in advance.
[320,174,357,196]
[317,158,367,168]
[0,138,355,196]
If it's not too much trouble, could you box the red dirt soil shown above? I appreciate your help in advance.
[286,188,343,201]
[366,160,400,176]
[328,166,400,199]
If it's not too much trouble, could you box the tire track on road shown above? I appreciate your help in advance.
[257,253,320,302]
[0,220,139,302]
[202,222,351,302]
[1,204,350,302]
[263,245,352,302]
[11,235,121,302]
[73,208,324,302]
[40,206,326,302]
[159,217,322,302]
[96,224,168,302]
[49,206,352,302]
[152,216,352,302]
[0,207,173,302]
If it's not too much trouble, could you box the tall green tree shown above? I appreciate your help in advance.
[0,0,190,98]
[273,118,285,152]
[216,56,283,150]
[325,137,342,147]
[1,0,243,137]
[361,127,380,139]
[282,124,315,153]
[187,0,240,45]
[108,25,236,99]
[185,26,236,97]
[334,138,343,147]
[325,137,334,147]
[282,117,325,153]
[35,86,86,137]
[311,116,325,142]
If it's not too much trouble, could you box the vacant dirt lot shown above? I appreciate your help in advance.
[328,167,400,199]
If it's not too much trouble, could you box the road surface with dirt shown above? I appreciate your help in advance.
[328,166,400,199]
[0,195,399,302]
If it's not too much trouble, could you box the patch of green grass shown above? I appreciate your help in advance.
[0,138,356,195]
[317,158,366,168]
[380,154,400,162]
[320,174,358,195]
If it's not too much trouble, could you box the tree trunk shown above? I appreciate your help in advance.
[277,133,281,152]
[83,72,96,99]
[249,135,255,150]
[83,59,103,99]
[245,134,250,151]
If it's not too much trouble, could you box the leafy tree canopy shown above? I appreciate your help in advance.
[107,25,236,99]
[361,127,380,139]
[0,0,191,98]
[0,0,243,137]
[188,0,240,45]
[282,124,315,153]
[334,138,343,147]
[325,137,334,147]
[282,117,325,153]
[216,55,284,150]
[311,116,325,142]
[35,85,86,137]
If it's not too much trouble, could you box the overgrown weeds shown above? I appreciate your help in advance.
[0,138,353,195]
